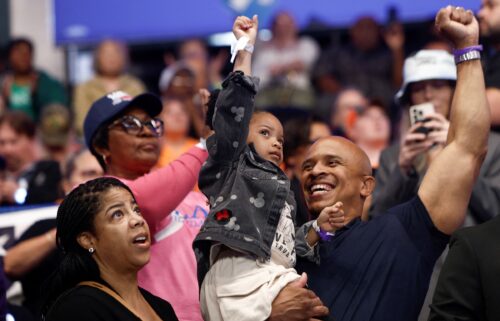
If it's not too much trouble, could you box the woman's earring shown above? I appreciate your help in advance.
[88,247,95,254]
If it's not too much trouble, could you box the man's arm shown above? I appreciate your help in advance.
[418,7,490,235]
[4,225,56,279]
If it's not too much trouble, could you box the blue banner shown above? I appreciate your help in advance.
[54,0,480,45]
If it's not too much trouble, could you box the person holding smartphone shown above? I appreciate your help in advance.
[370,49,500,320]
[371,49,500,223]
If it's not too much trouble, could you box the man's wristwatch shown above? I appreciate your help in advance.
[312,220,335,242]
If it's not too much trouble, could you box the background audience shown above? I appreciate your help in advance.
[345,99,391,172]
[253,11,319,109]
[0,38,67,122]
[73,39,146,138]
[478,0,500,130]
[0,111,63,205]
[312,16,404,112]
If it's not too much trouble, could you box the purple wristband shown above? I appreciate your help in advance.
[318,229,335,241]
[312,220,335,241]
[453,45,483,56]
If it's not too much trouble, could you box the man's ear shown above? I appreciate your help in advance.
[360,175,375,198]
[77,231,95,251]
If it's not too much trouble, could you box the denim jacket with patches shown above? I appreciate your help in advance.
[193,71,316,285]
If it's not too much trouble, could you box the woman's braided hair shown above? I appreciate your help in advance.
[42,177,134,318]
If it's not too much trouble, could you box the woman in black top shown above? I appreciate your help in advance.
[42,177,178,321]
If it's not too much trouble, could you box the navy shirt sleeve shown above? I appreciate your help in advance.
[389,196,449,268]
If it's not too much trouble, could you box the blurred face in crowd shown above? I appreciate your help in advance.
[180,40,206,60]
[331,89,368,131]
[0,123,34,174]
[478,0,500,38]
[350,17,380,52]
[95,40,127,77]
[100,107,161,178]
[272,12,297,40]
[161,99,190,137]
[179,39,208,89]
[64,150,104,194]
[409,79,454,118]
[79,187,151,273]
[180,40,208,67]
[165,70,196,98]
[349,105,390,146]
[9,42,33,75]
[309,122,331,143]
[248,112,284,166]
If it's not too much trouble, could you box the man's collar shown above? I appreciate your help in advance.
[338,217,361,233]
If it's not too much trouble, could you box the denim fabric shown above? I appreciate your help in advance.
[193,72,311,285]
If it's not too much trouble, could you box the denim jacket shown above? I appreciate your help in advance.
[193,71,316,285]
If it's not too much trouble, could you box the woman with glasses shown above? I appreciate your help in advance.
[83,90,209,321]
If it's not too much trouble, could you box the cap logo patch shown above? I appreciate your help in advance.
[107,91,132,105]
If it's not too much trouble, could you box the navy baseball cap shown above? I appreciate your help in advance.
[83,90,163,153]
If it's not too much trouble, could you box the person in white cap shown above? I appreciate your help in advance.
[371,49,500,222]
[370,49,500,320]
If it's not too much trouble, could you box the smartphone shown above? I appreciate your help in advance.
[409,103,435,135]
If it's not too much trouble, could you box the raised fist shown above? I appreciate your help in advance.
[435,6,479,49]
[233,15,259,45]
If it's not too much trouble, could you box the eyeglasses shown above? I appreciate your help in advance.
[108,115,164,137]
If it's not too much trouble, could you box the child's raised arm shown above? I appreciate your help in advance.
[232,15,258,75]
[206,15,259,162]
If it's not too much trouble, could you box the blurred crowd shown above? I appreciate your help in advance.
[0,13,437,207]
[0,6,499,321]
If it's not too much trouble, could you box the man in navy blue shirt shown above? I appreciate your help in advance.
[294,7,489,321]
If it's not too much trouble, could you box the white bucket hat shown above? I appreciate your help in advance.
[395,49,456,103]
